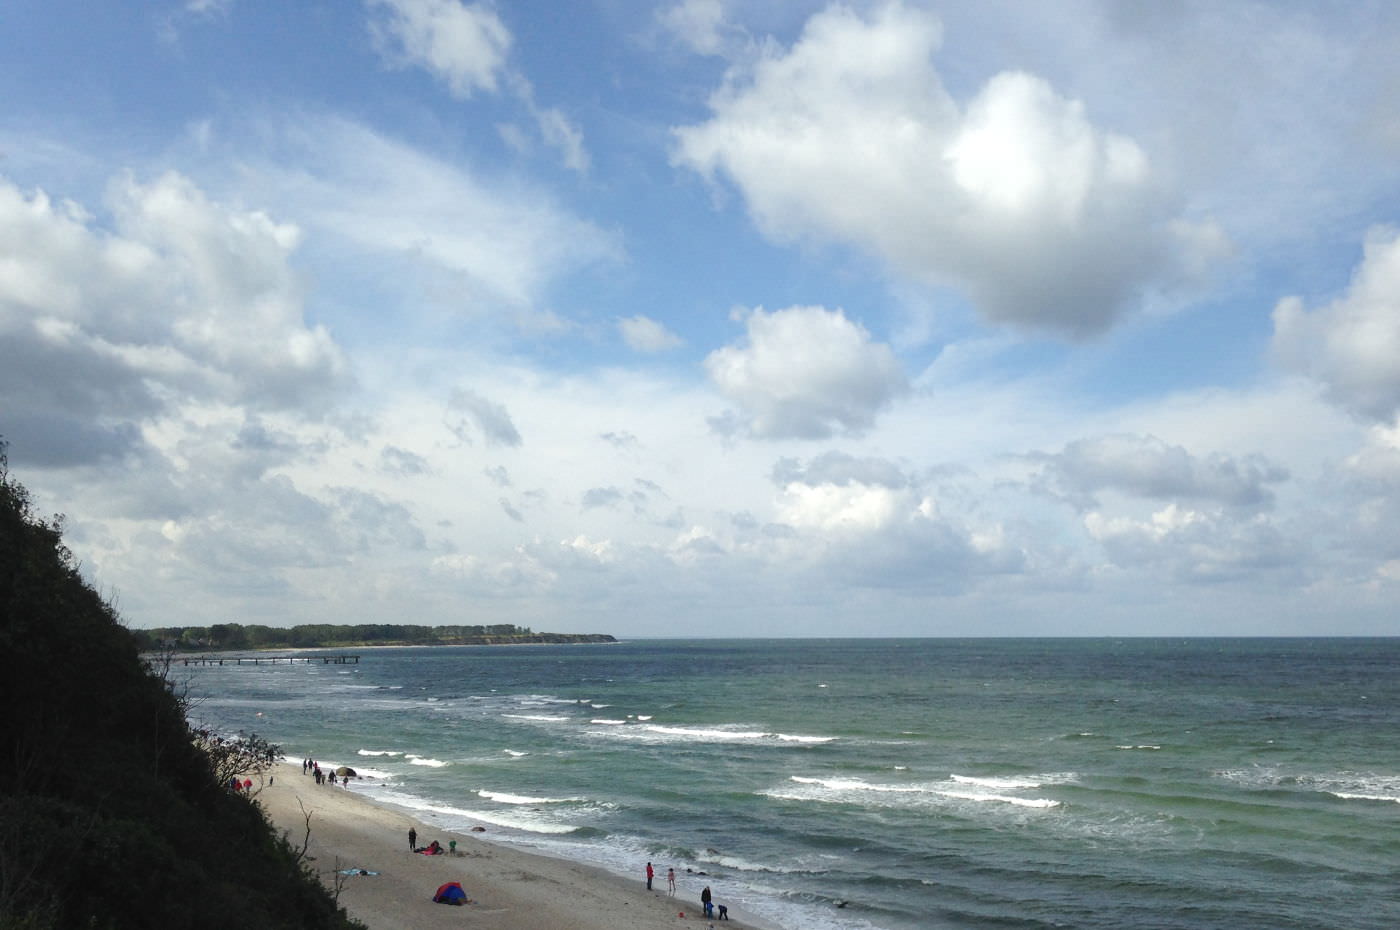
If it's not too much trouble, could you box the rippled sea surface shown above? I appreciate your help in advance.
[185,638,1400,930]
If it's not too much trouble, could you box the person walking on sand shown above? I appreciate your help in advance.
[408,827,417,850]
[668,867,676,894]
[701,885,713,918]
[646,861,654,890]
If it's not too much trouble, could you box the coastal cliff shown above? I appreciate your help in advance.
[0,453,362,930]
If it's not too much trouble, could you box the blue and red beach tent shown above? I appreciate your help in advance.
[433,881,467,904]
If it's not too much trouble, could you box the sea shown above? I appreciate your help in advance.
[181,638,1400,930]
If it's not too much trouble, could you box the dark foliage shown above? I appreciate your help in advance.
[0,447,364,930]
[128,622,615,651]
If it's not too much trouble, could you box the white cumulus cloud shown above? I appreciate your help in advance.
[368,0,512,98]
[618,315,683,353]
[1085,504,1297,584]
[673,1,1217,337]
[1273,226,1400,423]
[0,172,345,466]
[659,0,729,56]
[704,305,907,440]
[1040,434,1288,511]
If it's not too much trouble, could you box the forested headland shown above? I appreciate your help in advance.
[131,623,617,651]
[0,449,363,930]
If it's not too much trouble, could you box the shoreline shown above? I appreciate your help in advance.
[257,761,763,930]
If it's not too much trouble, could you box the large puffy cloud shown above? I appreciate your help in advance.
[1273,226,1400,423]
[1038,434,1289,511]
[673,2,1218,336]
[0,173,345,466]
[1032,433,1299,583]
[768,451,1025,591]
[367,0,512,97]
[704,305,907,439]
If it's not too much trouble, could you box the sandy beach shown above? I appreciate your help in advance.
[258,762,762,930]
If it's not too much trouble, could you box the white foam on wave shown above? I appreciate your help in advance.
[517,695,586,706]
[502,713,570,722]
[358,749,403,757]
[791,775,924,793]
[503,750,527,757]
[1115,744,1162,751]
[593,723,837,745]
[696,851,811,875]
[590,718,627,725]
[375,791,579,834]
[477,789,582,805]
[1309,772,1400,802]
[1330,791,1400,803]
[406,755,449,768]
[940,789,1061,809]
[768,773,1063,811]
[951,774,1045,790]
[1220,767,1400,803]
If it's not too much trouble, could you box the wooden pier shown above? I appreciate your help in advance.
[178,654,360,666]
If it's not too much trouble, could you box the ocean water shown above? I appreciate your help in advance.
[182,638,1400,929]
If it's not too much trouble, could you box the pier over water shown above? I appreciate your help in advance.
[175,654,360,666]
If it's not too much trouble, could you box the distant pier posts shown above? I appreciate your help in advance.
[175,654,361,666]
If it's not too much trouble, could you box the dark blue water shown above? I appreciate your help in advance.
[187,639,1400,929]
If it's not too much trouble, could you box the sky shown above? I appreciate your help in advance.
[3,0,1400,637]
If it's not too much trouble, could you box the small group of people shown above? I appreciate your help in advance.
[700,885,727,920]
[647,862,728,920]
[301,758,348,787]
[409,828,455,856]
[645,861,678,894]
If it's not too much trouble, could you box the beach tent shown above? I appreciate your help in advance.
[335,766,357,777]
[433,881,467,905]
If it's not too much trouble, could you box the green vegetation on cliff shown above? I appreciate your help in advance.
[0,451,362,930]
[130,623,616,651]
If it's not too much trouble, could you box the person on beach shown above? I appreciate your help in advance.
[646,861,654,890]
[701,885,712,918]
[668,867,676,894]
[408,827,417,850]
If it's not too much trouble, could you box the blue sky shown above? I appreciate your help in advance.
[4,0,1400,636]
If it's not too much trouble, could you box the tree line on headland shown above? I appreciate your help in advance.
[132,622,617,651]
[0,446,362,929]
